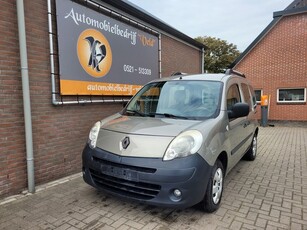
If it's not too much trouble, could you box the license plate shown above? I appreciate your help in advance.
[101,165,138,181]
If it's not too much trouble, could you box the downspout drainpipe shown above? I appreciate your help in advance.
[16,0,35,193]
[201,47,205,73]
[158,34,162,78]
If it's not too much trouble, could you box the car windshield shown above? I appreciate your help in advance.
[124,80,223,120]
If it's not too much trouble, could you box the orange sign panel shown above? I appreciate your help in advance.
[60,80,142,96]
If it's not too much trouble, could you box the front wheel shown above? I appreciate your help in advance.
[202,159,224,213]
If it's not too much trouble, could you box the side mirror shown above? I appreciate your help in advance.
[228,103,249,119]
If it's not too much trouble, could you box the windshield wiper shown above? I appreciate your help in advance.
[125,110,189,119]
[149,112,188,120]
[125,109,145,117]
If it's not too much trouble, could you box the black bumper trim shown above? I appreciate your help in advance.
[82,144,212,208]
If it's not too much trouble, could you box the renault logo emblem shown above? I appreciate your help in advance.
[121,137,130,150]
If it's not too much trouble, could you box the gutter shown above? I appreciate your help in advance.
[16,0,35,193]
[201,48,205,73]
[273,6,307,18]
[107,0,205,50]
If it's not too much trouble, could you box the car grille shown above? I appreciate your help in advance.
[90,157,161,200]
[93,156,156,173]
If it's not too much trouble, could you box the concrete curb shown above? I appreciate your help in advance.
[0,172,82,206]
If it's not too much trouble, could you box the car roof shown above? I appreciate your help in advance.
[150,73,230,83]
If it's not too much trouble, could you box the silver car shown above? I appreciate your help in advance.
[82,70,259,212]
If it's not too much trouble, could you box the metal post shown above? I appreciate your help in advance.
[261,95,269,127]
[261,106,268,127]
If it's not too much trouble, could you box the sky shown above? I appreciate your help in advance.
[128,0,293,51]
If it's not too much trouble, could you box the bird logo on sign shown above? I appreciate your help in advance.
[77,29,112,78]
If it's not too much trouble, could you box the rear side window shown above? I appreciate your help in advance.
[227,84,241,110]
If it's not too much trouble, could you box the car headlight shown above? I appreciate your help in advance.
[88,121,101,149]
[163,130,203,161]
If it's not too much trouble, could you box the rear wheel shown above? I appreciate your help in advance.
[244,134,257,161]
[202,159,224,213]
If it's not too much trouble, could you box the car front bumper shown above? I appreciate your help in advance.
[82,144,212,209]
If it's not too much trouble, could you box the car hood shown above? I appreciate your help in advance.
[101,114,201,137]
[95,114,202,158]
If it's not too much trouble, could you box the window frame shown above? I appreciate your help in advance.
[241,83,252,111]
[226,84,241,111]
[277,88,306,103]
[254,89,263,104]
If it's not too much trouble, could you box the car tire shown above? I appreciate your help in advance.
[202,159,224,213]
[244,134,257,161]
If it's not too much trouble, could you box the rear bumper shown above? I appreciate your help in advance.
[82,144,212,209]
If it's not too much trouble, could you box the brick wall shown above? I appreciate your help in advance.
[0,0,26,197]
[0,1,123,197]
[234,13,307,121]
[161,35,202,76]
[0,0,202,197]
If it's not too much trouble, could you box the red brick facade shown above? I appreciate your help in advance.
[0,1,202,197]
[161,35,202,76]
[234,13,307,121]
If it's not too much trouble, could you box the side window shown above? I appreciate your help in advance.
[241,83,252,110]
[227,84,241,110]
[277,88,306,102]
[254,89,262,103]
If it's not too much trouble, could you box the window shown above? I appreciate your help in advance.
[227,84,241,110]
[254,89,262,103]
[277,88,306,103]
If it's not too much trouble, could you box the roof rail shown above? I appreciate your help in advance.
[225,69,245,78]
[171,71,187,76]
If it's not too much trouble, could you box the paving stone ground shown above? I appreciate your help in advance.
[1,126,307,230]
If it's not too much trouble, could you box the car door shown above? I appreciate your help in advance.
[240,83,256,152]
[225,82,247,169]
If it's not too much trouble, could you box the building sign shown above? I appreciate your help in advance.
[56,0,159,96]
